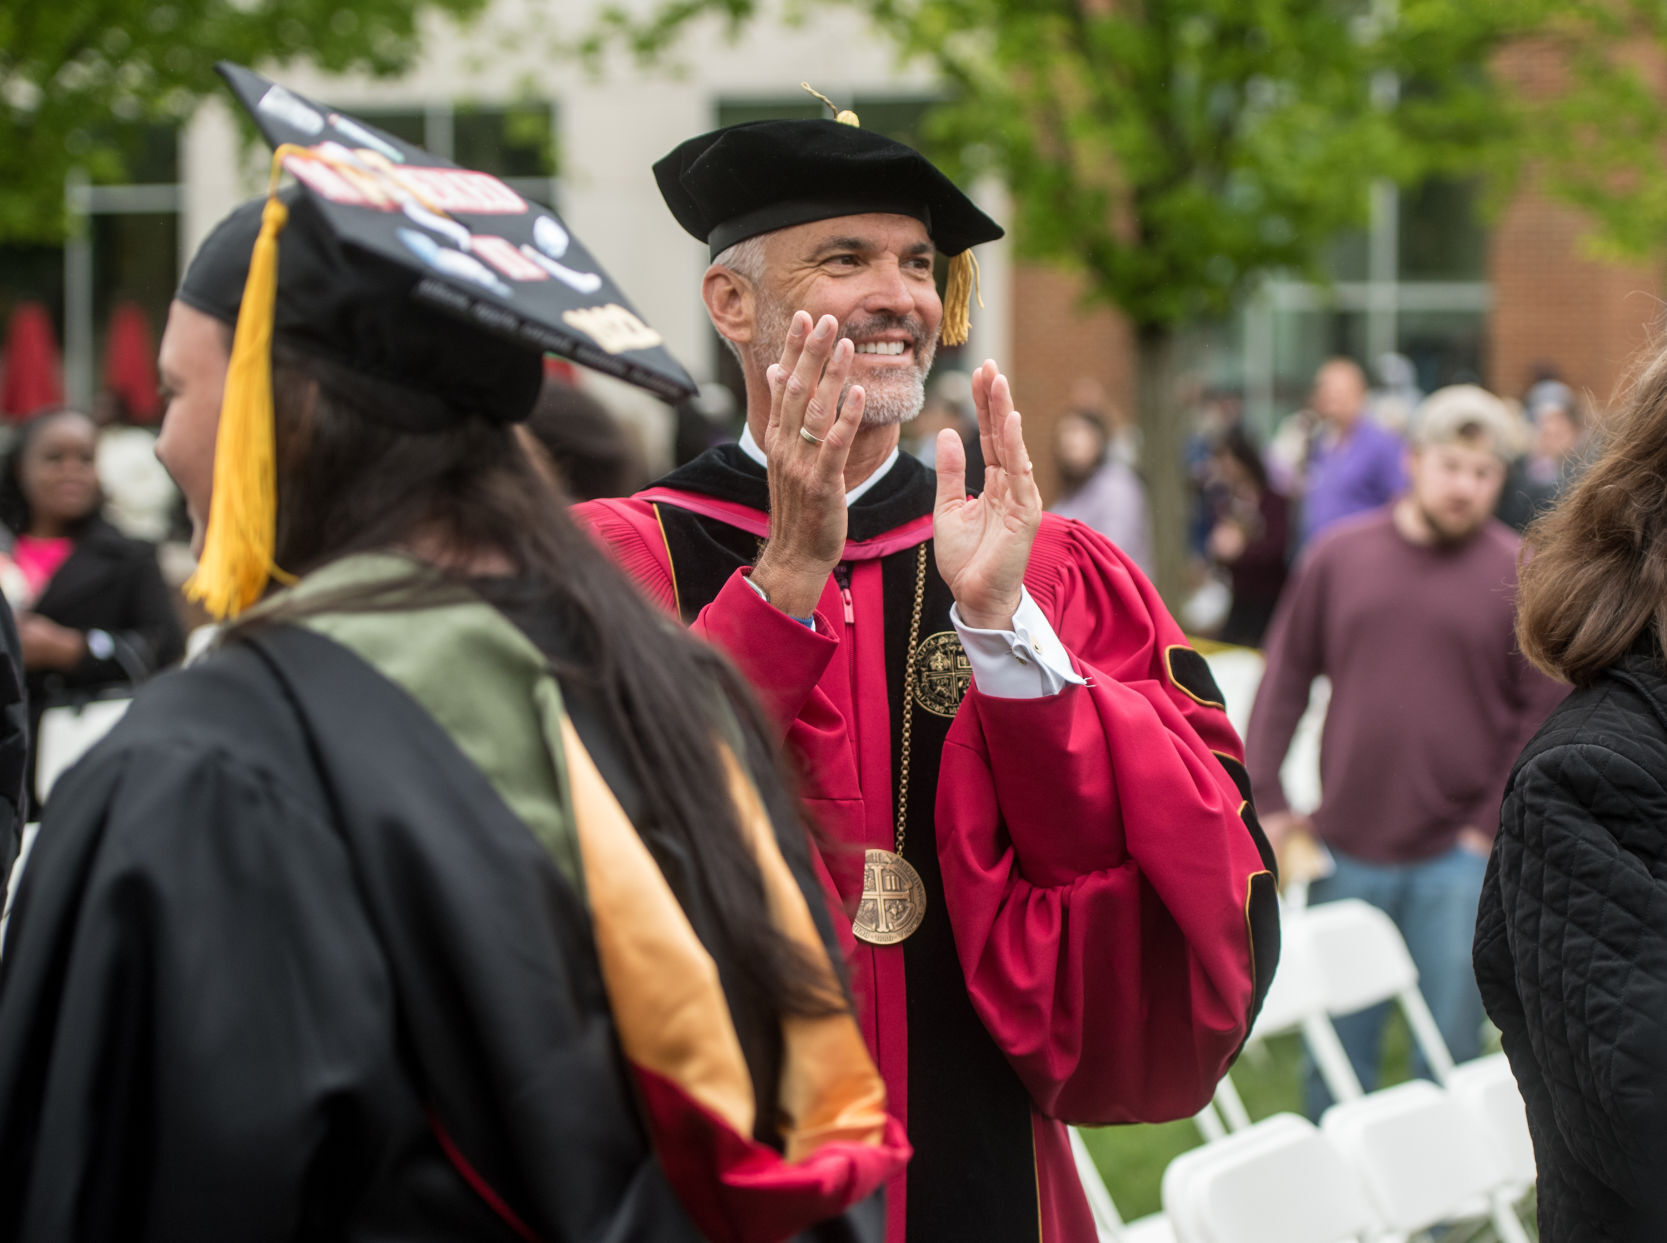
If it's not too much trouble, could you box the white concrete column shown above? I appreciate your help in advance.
[179,97,258,277]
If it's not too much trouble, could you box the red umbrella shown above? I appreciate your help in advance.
[0,302,64,421]
[102,301,162,423]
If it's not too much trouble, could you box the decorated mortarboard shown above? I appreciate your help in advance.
[653,85,1004,346]
[182,63,697,620]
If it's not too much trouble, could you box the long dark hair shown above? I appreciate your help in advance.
[1216,426,1270,495]
[0,407,102,538]
[1517,336,1667,685]
[243,343,843,1054]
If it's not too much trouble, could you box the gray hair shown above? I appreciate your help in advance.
[709,236,769,367]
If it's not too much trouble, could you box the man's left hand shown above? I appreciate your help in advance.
[933,360,1041,631]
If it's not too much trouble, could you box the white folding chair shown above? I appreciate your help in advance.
[1162,1113,1377,1243]
[1298,897,1457,1083]
[1321,1079,1533,1243]
[1069,1126,1175,1243]
[1121,1215,1179,1243]
[1447,1052,1536,1192]
[1209,908,1363,1130]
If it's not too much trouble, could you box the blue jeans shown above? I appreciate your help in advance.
[1303,843,1488,1117]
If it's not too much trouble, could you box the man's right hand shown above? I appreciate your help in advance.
[751,311,867,619]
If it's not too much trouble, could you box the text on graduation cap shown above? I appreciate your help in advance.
[284,141,528,215]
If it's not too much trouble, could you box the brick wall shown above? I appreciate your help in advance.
[1486,37,1666,412]
[1487,193,1663,413]
[1008,264,1135,505]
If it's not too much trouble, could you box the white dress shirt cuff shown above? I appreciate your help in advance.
[951,588,1086,699]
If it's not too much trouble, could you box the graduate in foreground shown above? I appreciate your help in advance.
[0,67,907,1242]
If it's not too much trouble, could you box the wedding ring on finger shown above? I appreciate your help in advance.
[799,426,825,446]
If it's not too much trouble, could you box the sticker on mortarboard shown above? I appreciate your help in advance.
[561,305,663,354]
[219,61,697,402]
[257,85,324,136]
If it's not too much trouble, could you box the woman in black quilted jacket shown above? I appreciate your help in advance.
[1474,338,1667,1242]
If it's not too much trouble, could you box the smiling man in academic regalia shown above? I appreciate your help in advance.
[578,106,1282,1241]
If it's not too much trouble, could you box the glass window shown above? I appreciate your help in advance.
[1398,179,1485,281]
[1272,307,1369,410]
[1396,309,1487,391]
[851,97,933,150]
[454,103,556,180]
[1323,228,1370,283]
[349,109,428,148]
[716,96,933,144]
[1179,314,1245,393]
[87,121,179,185]
[90,211,177,388]
[0,247,66,343]
[715,99,822,128]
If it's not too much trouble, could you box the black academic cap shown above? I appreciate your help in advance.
[215,62,697,405]
[653,110,1003,345]
[179,190,543,429]
[181,63,697,622]
[654,118,1004,259]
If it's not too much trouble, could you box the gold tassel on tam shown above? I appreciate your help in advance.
[184,146,304,619]
[800,82,860,127]
[795,82,985,345]
[941,249,982,347]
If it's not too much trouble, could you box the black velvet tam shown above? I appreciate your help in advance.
[178,191,544,429]
[653,119,1004,258]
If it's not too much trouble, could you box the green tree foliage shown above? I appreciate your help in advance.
[0,0,490,242]
[579,0,1667,600]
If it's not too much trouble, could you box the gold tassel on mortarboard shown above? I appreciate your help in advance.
[183,145,304,620]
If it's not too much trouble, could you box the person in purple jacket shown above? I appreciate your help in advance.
[1246,384,1566,1112]
[1299,358,1408,546]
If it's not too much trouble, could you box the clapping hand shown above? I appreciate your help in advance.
[932,360,1041,631]
[752,311,866,618]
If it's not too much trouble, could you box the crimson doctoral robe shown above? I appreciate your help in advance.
[580,445,1278,1242]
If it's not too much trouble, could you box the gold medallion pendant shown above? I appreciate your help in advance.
[852,546,935,947]
[853,848,927,945]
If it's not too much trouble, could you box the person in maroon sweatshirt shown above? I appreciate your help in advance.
[1246,384,1565,1110]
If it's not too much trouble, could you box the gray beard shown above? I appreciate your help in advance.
[749,296,934,427]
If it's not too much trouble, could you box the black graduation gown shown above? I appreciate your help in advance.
[0,624,715,1242]
[23,517,185,808]
[0,594,25,870]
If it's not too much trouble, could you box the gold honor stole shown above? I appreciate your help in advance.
[271,555,909,1240]
[555,704,910,1239]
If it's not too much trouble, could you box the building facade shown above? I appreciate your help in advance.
[1,0,1660,495]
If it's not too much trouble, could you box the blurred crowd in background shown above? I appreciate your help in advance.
[0,290,1592,658]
